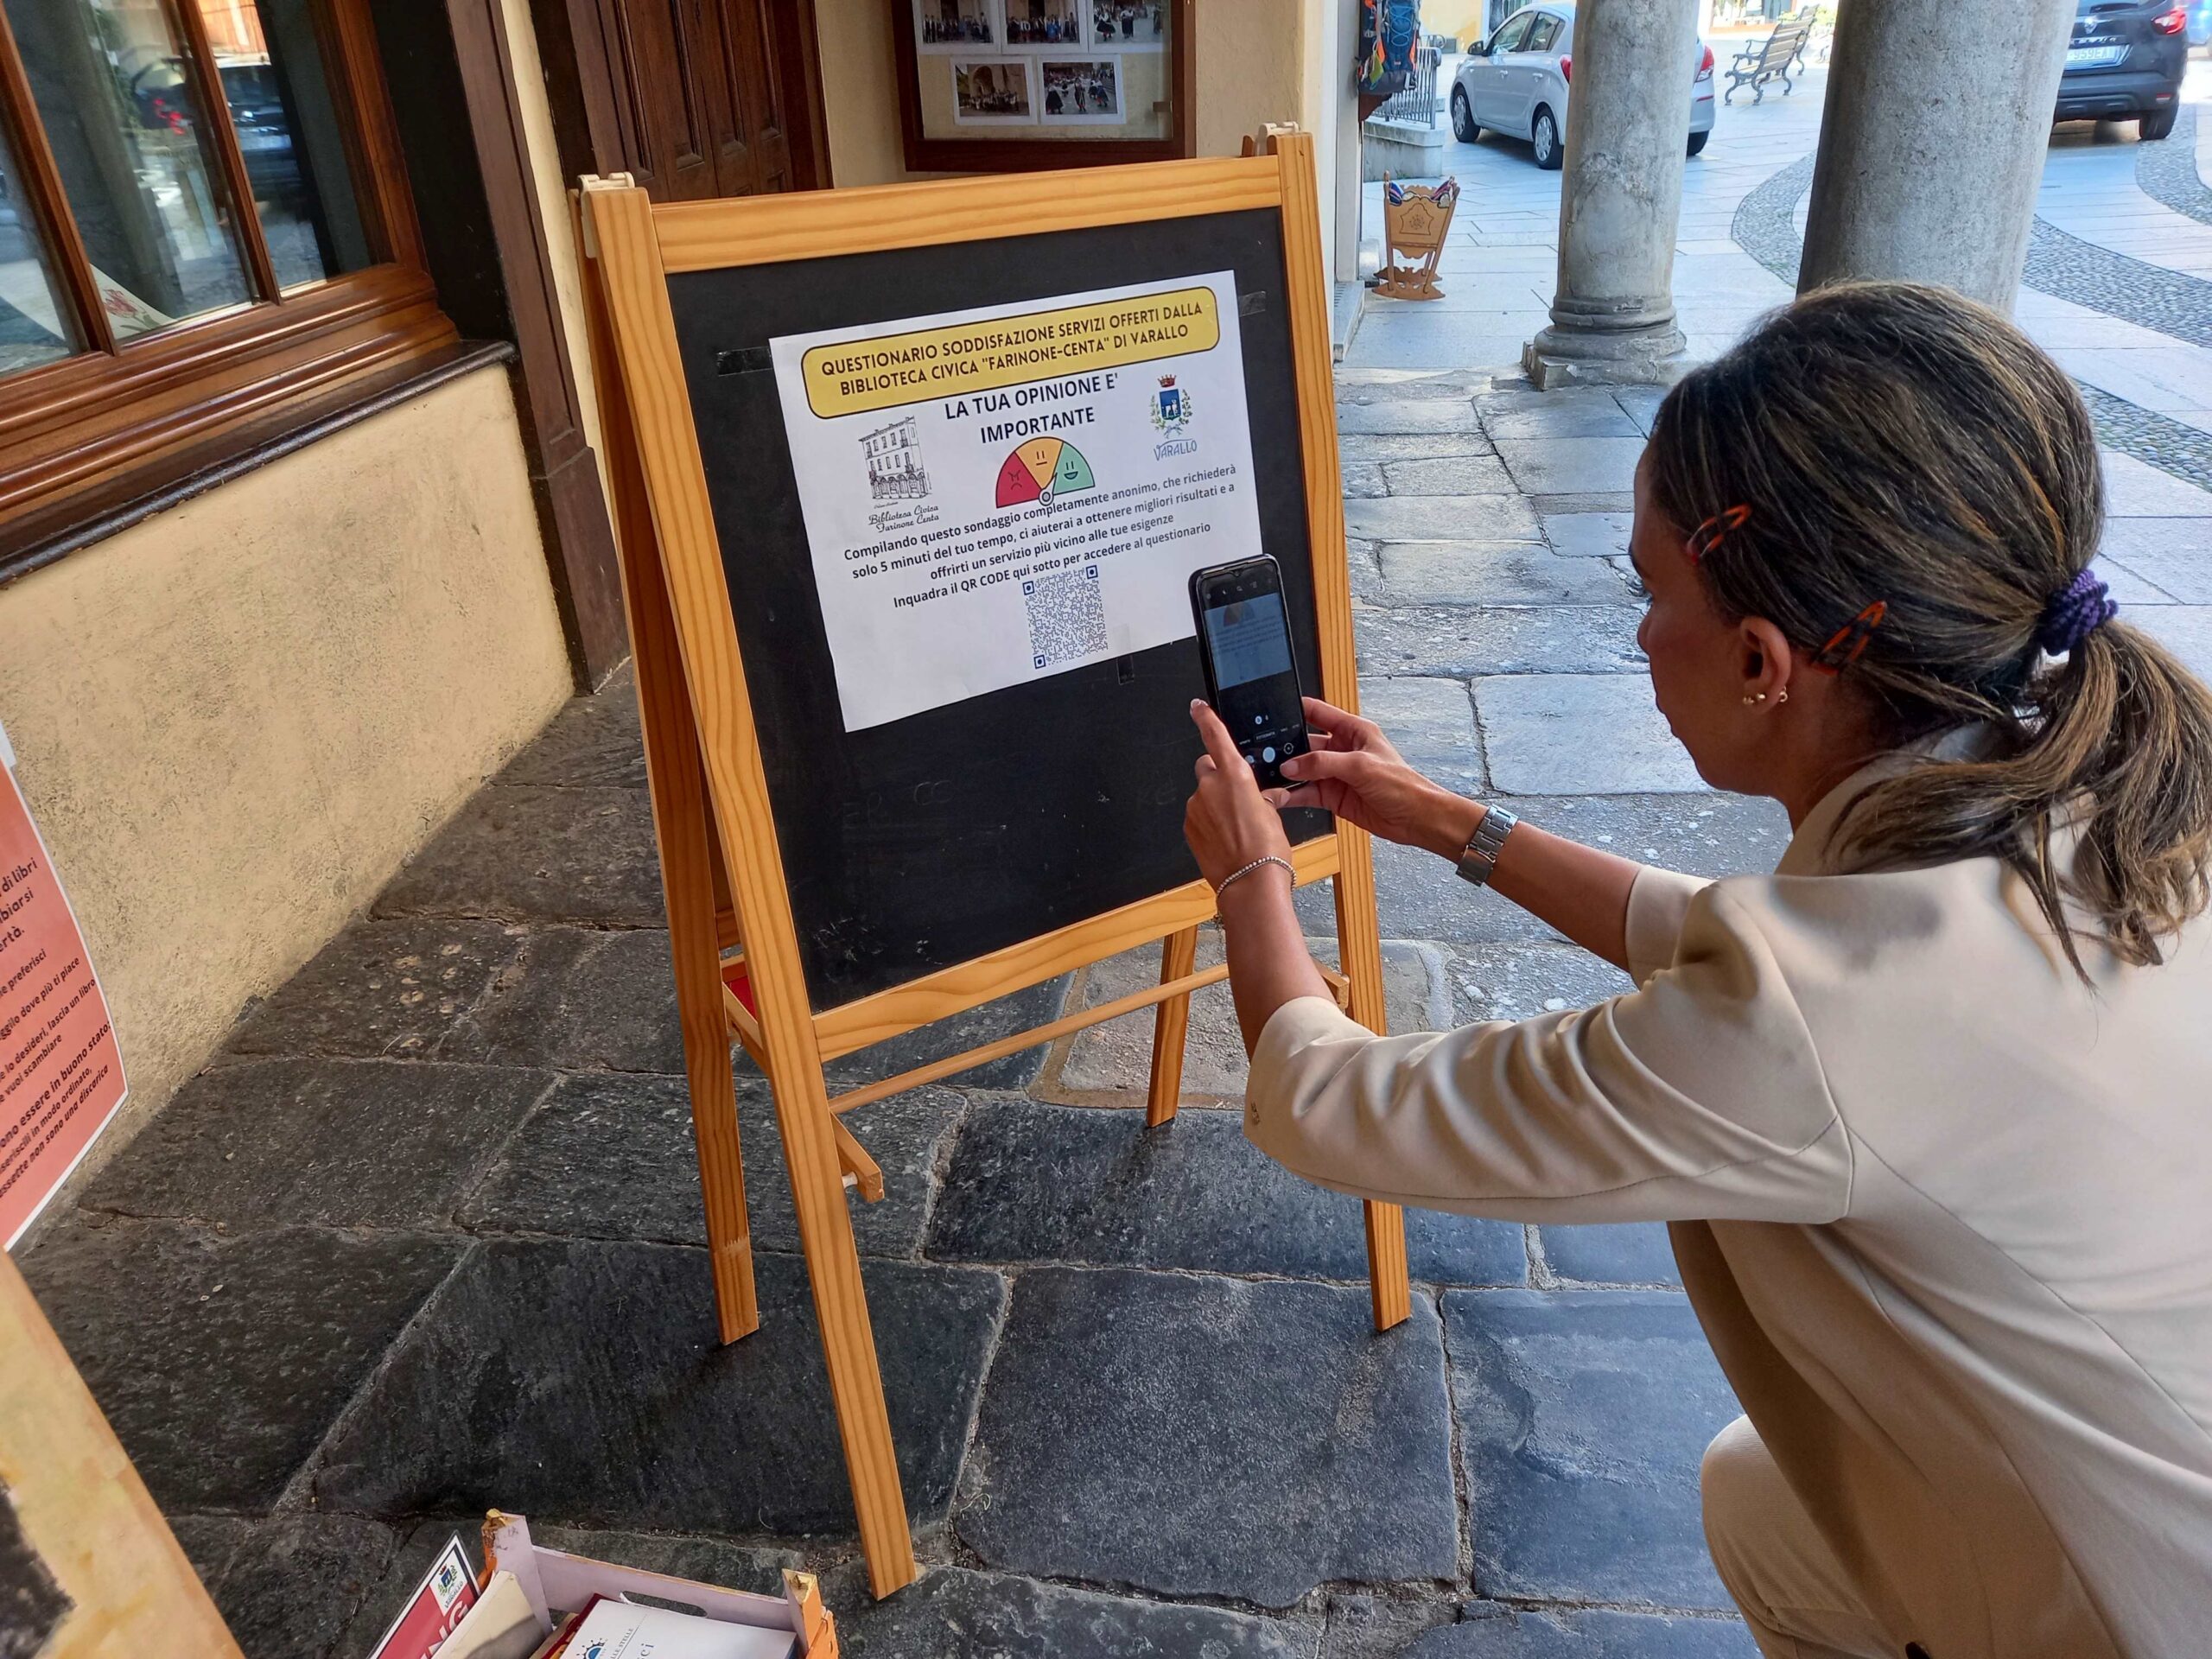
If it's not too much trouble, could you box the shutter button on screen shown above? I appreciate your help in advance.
[1262,746,1277,762]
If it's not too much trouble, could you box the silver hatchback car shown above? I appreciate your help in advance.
[1451,2,1717,169]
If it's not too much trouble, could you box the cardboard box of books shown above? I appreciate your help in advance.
[370,1512,836,1659]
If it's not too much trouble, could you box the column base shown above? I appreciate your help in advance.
[1522,321,1688,390]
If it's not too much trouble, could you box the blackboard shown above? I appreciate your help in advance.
[666,209,1330,1011]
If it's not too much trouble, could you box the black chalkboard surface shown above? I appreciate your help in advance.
[666,209,1329,1011]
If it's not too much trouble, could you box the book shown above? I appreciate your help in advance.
[560,1597,798,1659]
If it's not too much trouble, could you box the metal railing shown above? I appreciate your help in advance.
[1370,41,1444,126]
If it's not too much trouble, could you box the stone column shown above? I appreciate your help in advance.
[1798,0,2073,308]
[1523,0,1702,389]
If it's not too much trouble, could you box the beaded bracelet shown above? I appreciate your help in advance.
[1214,854,1294,899]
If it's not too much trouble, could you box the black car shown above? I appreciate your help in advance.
[2056,0,2187,139]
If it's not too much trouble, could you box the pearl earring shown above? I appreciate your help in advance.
[1742,692,1767,705]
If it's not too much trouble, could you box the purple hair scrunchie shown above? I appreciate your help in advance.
[2036,568,2118,656]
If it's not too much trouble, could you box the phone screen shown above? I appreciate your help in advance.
[1194,560,1306,789]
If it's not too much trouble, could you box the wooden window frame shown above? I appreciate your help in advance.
[0,0,459,565]
[893,0,1196,175]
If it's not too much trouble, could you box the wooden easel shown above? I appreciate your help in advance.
[578,132,1409,1600]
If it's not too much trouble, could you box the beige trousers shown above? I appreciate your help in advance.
[1701,1415,1901,1659]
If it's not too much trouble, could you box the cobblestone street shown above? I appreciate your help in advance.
[20,56,2212,1659]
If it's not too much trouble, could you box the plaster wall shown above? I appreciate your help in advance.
[0,367,572,1213]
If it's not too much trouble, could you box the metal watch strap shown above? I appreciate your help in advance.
[1455,805,1518,887]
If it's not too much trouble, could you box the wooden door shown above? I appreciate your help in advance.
[537,0,829,202]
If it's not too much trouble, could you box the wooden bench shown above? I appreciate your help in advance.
[1726,16,1813,103]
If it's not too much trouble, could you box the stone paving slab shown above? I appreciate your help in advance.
[1300,837,1550,947]
[459,1071,957,1258]
[225,917,524,1059]
[1338,369,1495,400]
[1347,537,1388,601]
[177,1512,400,1659]
[1358,675,1485,796]
[1475,676,1706,796]
[830,1562,1319,1657]
[788,975,1076,1094]
[1540,1224,1684,1288]
[1382,455,1519,496]
[1344,461,1391,499]
[22,1217,463,1510]
[1045,931,1440,1103]
[2100,517,2212,601]
[927,1097,1526,1287]
[1337,400,1485,435]
[1356,605,1647,678]
[377,785,664,925]
[1529,491,1636,518]
[1494,438,1648,498]
[1475,389,1643,441]
[1405,1606,1754,1656]
[957,1267,1459,1607]
[83,1058,549,1230]
[315,1243,1004,1538]
[1445,1291,1739,1610]
[1300,795,1788,949]
[1343,432,1497,462]
[493,670,648,788]
[1319,1592,1454,1659]
[1539,512,1633,560]
[2103,448,2212,516]
[1443,944,1634,1025]
[2137,602,2212,681]
[444,924,684,1074]
[2094,556,2180,607]
[1375,544,1639,607]
[1345,494,1543,543]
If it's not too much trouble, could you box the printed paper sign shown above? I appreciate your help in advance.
[365,1535,478,1659]
[0,752,127,1249]
[771,270,1266,731]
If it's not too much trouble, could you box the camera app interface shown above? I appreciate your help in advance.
[1202,587,1305,786]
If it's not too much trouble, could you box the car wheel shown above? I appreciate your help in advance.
[2141,105,2179,142]
[1687,129,1709,157]
[1451,85,1480,143]
[1532,105,1563,169]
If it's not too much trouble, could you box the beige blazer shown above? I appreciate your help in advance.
[1247,764,2212,1659]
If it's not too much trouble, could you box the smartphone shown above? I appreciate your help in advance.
[1189,556,1309,790]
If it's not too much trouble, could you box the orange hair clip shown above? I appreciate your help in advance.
[1686,504,1751,564]
[1811,600,1888,672]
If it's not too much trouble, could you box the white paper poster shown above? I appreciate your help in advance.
[770,270,1265,731]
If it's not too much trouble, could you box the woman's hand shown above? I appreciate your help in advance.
[1272,697,1473,858]
[1184,700,1294,888]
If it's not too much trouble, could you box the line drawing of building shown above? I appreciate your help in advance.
[861,416,930,500]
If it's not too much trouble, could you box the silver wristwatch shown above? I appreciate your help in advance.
[1455,805,1518,887]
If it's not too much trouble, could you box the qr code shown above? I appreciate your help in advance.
[1024,565,1108,669]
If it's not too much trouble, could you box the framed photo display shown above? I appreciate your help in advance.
[897,0,1194,170]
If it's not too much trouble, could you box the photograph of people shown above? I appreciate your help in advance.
[1005,0,1080,45]
[1089,0,1166,44]
[915,0,993,48]
[953,59,1033,120]
[1041,60,1120,120]
[1182,281,2212,1658]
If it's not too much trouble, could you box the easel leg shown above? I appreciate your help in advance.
[620,469,759,1343]
[1147,925,1199,1127]
[767,1076,920,1597]
[1332,824,1414,1332]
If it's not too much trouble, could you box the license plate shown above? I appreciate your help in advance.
[2067,43,2126,66]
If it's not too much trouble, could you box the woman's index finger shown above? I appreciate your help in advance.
[1189,699,1251,778]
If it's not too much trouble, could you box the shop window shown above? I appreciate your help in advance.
[0,0,454,561]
